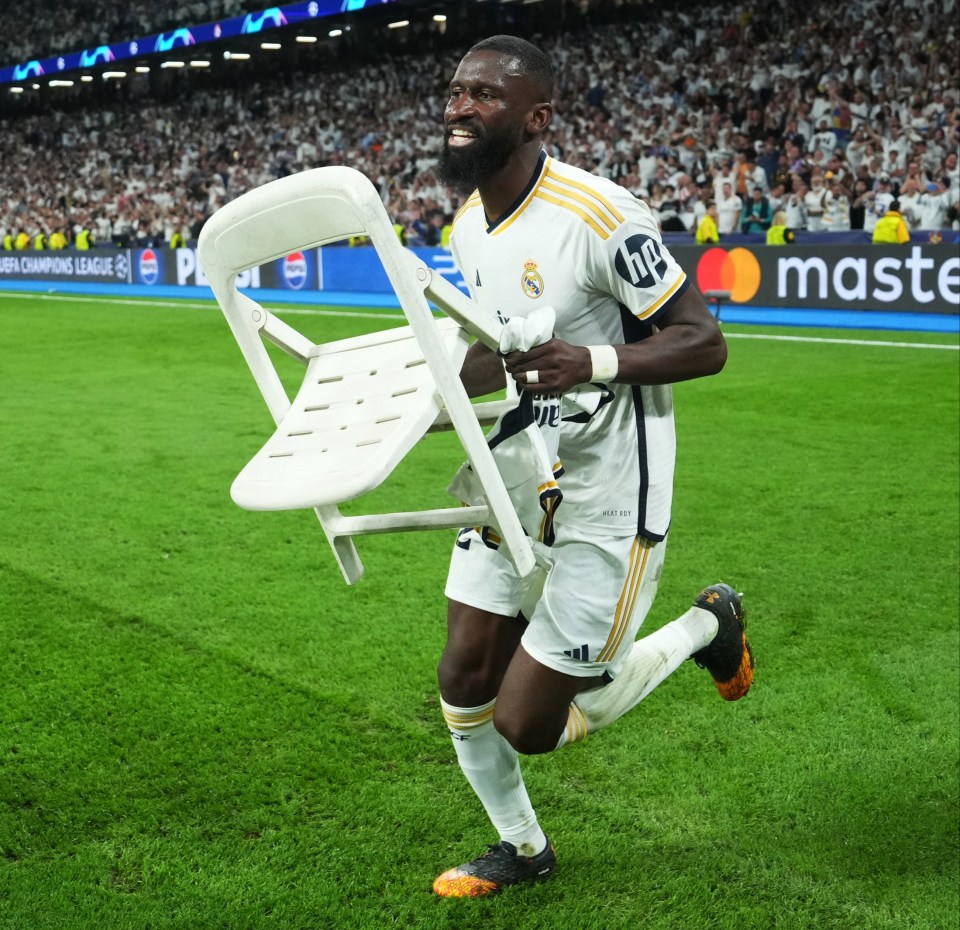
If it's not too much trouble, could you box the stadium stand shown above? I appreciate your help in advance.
[0,0,957,250]
[0,2,252,68]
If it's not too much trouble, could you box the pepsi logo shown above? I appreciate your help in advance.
[139,248,160,285]
[283,251,308,290]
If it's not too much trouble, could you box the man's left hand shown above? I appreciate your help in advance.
[502,339,593,394]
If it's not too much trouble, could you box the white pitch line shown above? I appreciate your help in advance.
[0,290,405,320]
[725,332,959,351]
[3,290,957,347]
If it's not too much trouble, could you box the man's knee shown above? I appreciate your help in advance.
[437,602,525,706]
[437,645,501,706]
[493,706,563,756]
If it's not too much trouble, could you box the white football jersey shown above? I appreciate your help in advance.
[449,151,690,539]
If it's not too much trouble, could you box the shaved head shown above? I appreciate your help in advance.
[468,35,554,102]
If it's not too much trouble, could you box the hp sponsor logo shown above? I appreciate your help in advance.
[615,234,668,289]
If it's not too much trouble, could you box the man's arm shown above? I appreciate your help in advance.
[500,285,727,394]
[459,339,507,398]
[759,200,773,228]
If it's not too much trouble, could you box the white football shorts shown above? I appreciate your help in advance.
[445,524,667,680]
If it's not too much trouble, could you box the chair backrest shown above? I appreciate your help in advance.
[198,166,535,584]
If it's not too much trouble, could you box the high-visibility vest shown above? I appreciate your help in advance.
[75,229,93,250]
[50,231,68,249]
[33,233,47,250]
[15,232,30,250]
[872,211,909,244]
[2,234,13,250]
[766,224,795,245]
[695,214,719,244]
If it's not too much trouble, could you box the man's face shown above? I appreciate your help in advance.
[436,50,547,194]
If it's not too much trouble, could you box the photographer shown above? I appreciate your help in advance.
[740,186,773,234]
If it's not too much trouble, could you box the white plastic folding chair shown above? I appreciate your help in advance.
[198,166,535,584]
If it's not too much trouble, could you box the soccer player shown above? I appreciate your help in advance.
[432,36,754,897]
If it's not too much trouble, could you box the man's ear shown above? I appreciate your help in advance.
[528,102,554,135]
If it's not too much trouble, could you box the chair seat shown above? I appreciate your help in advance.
[232,319,468,510]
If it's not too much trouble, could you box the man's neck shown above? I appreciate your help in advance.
[478,144,544,225]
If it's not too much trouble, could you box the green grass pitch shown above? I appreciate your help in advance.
[1,291,958,930]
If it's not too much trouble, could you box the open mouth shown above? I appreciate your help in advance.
[446,125,479,147]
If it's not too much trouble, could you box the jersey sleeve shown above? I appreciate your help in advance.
[582,191,689,324]
[448,229,478,302]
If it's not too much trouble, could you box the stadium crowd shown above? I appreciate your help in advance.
[1,0,958,252]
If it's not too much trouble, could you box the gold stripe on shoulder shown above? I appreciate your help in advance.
[534,189,610,239]
[453,194,482,225]
[635,271,687,320]
[545,168,626,225]
[540,177,618,232]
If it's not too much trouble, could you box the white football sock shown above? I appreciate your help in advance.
[556,606,719,747]
[441,698,548,856]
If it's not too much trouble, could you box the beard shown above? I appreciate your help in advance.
[435,123,520,196]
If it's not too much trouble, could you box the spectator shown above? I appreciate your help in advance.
[809,118,838,158]
[803,174,830,232]
[785,183,808,230]
[740,186,773,234]
[657,184,687,232]
[716,181,742,236]
[897,178,924,229]
[865,175,897,234]
[849,179,873,230]
[823,181,852,231]
[916,180,953,230]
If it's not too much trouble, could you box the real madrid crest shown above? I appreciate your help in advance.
[521,259,544,299]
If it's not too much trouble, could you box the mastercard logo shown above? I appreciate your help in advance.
[696,247,761,303]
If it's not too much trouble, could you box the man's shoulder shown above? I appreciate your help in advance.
[450,193,484,236]
[543,158,639,207]
[539,157,653,234]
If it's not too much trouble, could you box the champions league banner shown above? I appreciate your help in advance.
[0,251,132,283]
[0,246,319,291]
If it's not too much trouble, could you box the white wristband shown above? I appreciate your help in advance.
[586,345,619,382]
